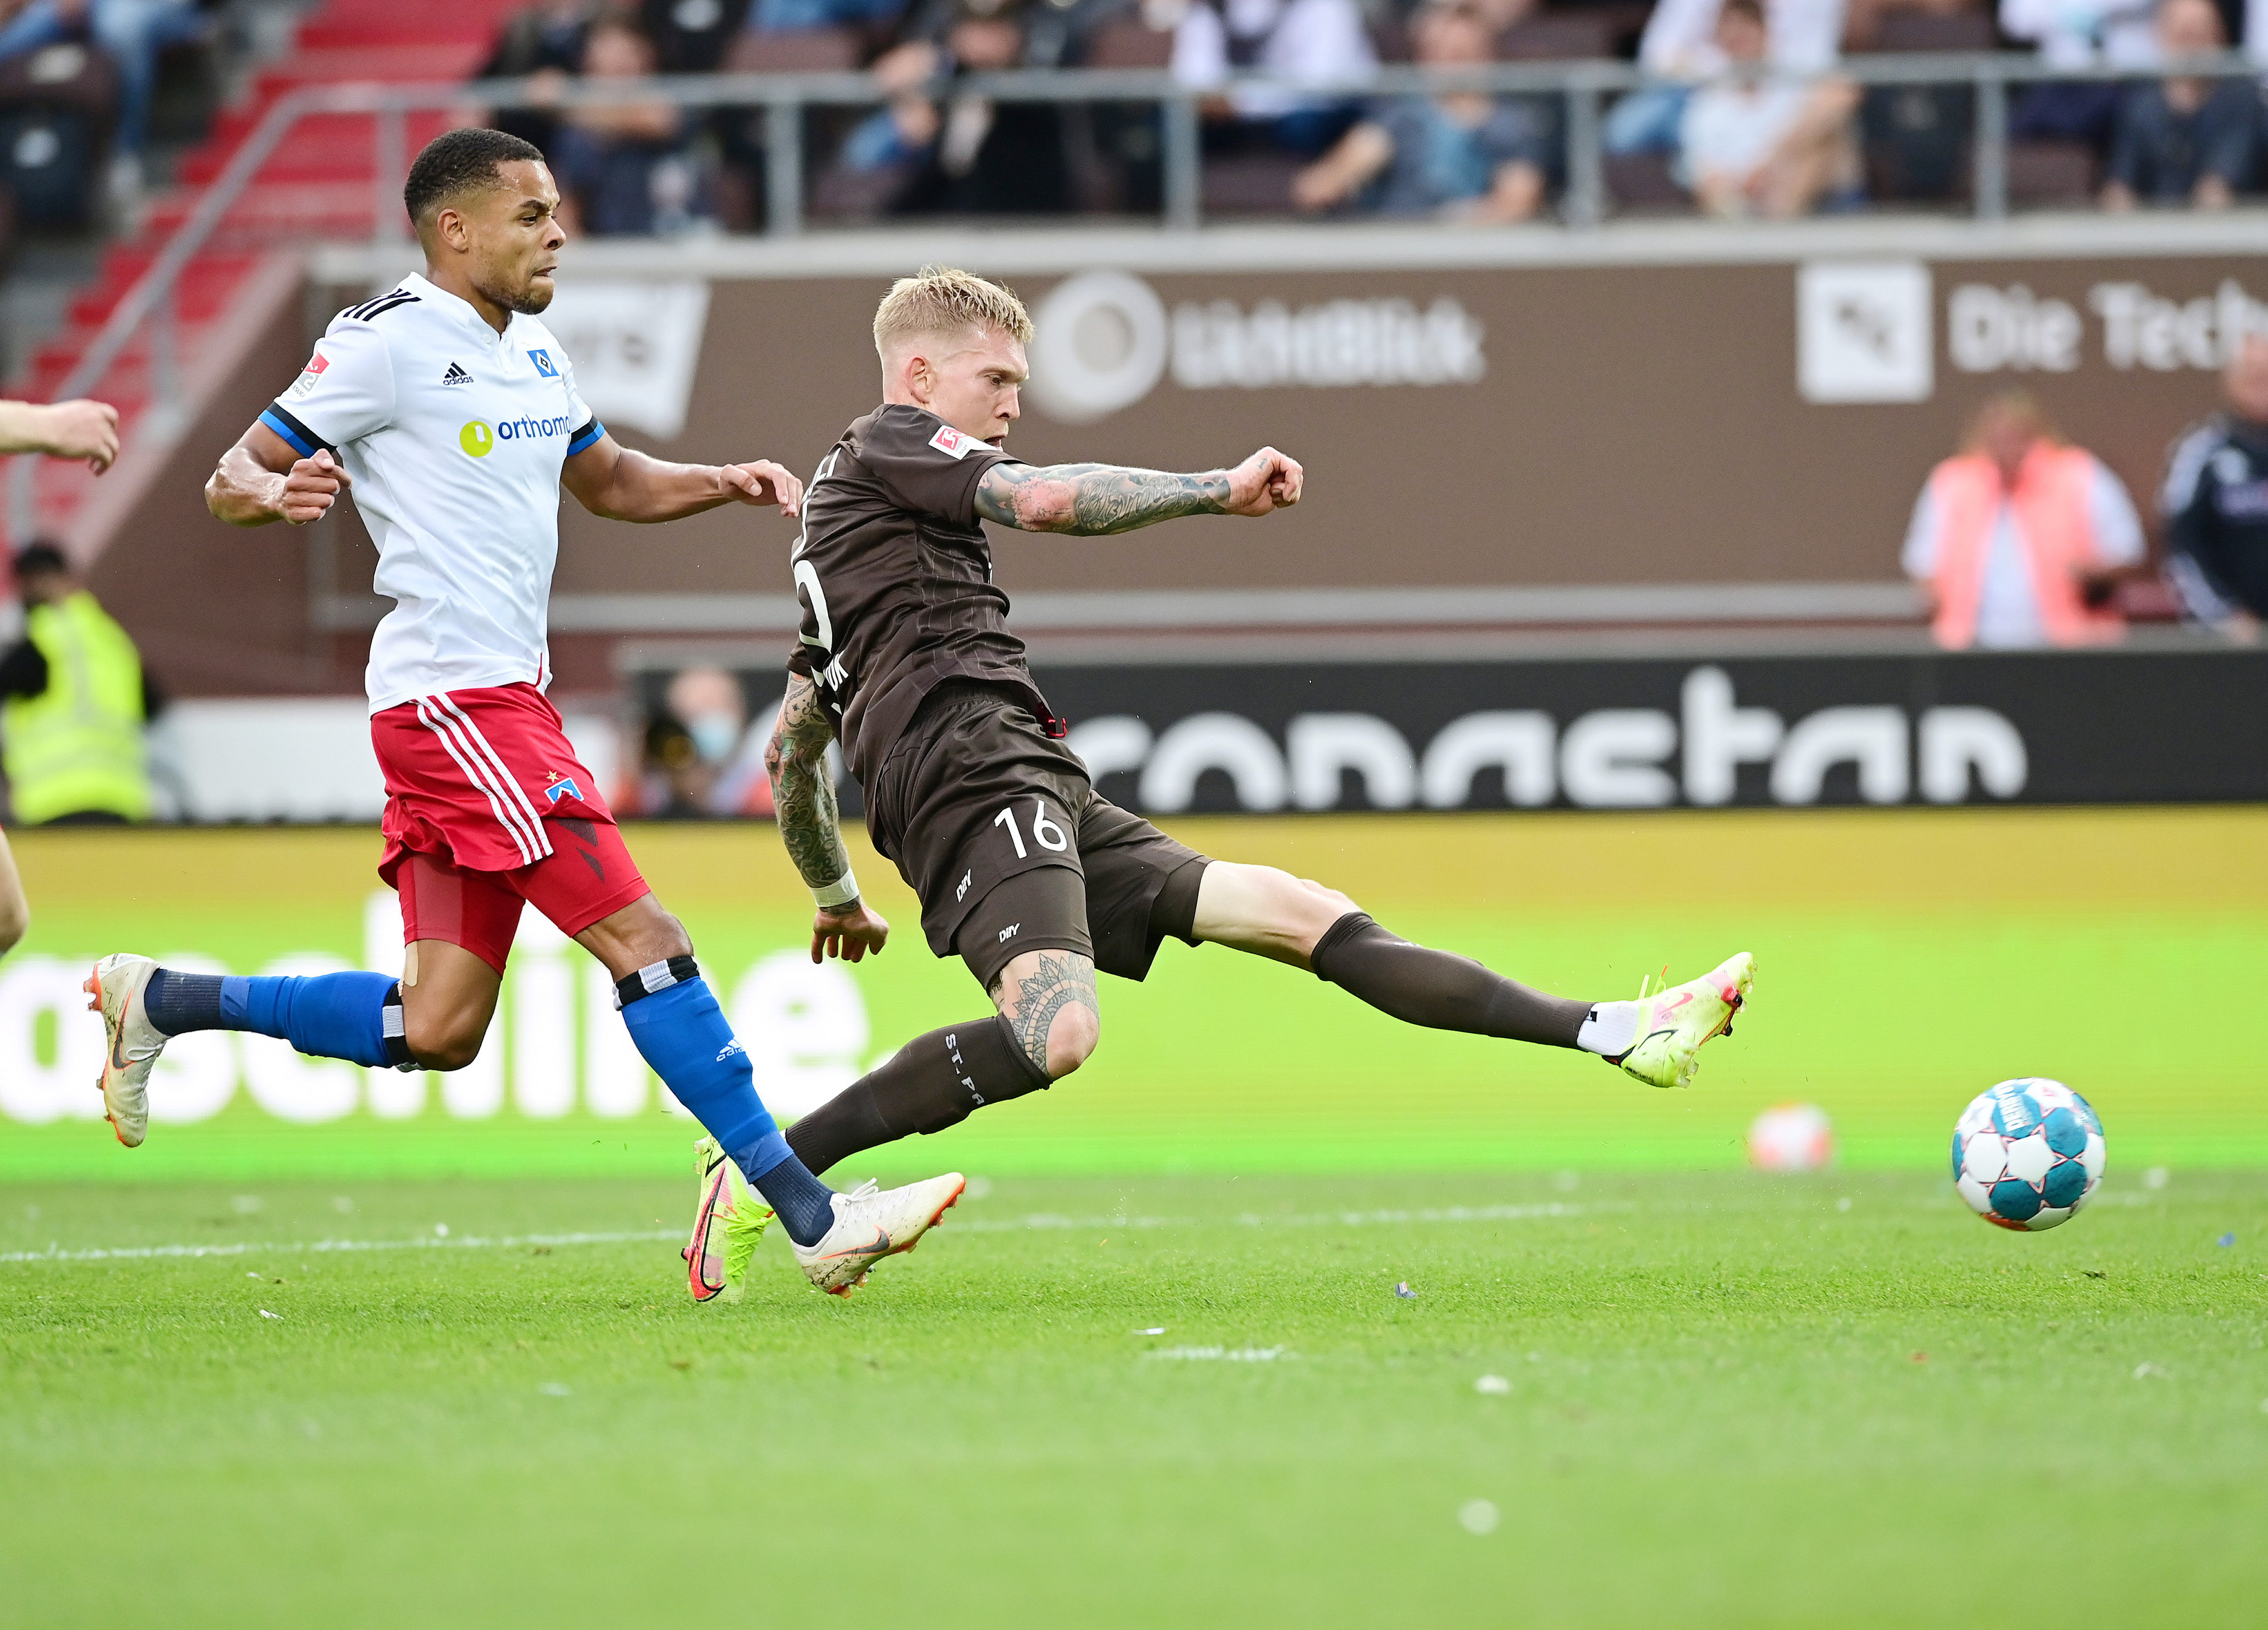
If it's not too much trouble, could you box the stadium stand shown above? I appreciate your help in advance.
[0,0,519,551]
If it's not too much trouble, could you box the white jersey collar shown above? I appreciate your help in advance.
[400,270,527,347]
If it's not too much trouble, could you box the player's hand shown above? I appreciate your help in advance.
[811,899,888,964]
[38,399,120,473]
[1220,446,1302,516]
[277,449,348,525]
[721,460,802,518]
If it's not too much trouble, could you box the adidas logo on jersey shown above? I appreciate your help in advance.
[442,363,473,386]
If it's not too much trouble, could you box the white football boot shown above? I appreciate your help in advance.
[792,1173,966,1296]
[84,953,167,1148]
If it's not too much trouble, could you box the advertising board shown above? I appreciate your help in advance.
[3,813,2260,1181]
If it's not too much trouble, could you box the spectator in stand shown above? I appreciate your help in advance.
[1,541,162,824]
[639,667,773,816]
[1902,392,2144,650]
[1170,0,1377,157]
[828,0,1074,216]
[639,0,749,70]
[743,0,903,34]
[1606,0,1844,157]
[2101,0,2255,209]
[0,0,206,201]
[549,14,712,234]
[1679,0,1859,216]
[1291,0,1554,222]
[2162,333,2268,639]
[476,0,600,156]
[2001,0,2158,151]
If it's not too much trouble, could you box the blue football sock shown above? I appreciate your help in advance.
[616,961,837,1242]
[143,968,224,1036]
[177,970,405,1068]
[738,1148,837,1248]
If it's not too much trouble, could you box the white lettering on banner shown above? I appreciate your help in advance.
[1139,713,1290,813]
[2087,280,2268,372]
[0,958,106,1123]
[0,931,866,1131]
[583,960,651,1118]
[1420,712,1556,809]
[534,279,711,439]
[512,915,576,1120]
[1948,285,2082,374]
[1560,711,1680,808]
[1288,715,1416,811]
[728,952,868,1122]
[1171,297,1486,391]
[1077,667,2030,813]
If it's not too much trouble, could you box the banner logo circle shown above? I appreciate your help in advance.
[1027,270,1168,423]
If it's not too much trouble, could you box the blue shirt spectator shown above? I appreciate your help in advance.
[1292,0,1551,221]
[2101,0,2256,208]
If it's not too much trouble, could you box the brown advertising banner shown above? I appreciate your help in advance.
[121,227,2268,697]
[513,245,2268,605]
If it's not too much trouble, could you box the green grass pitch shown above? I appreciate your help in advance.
[5,1167,2264,1626]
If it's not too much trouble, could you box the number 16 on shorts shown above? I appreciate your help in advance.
[995,798,1069,859]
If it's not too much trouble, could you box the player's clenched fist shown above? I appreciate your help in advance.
[279,449,349,524]
[1221,446,1303,516]
[722,459,803,517]
[810,899,889,964]
[39,399,121,473]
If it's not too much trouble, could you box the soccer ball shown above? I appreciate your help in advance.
[1950,1078,2105,1231]
[1747,1103,1833,1171]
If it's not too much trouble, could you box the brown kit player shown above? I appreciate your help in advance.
[758,265,1757,1196]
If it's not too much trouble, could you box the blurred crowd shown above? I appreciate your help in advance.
[0,0,211,228]
[471,0,2268,229]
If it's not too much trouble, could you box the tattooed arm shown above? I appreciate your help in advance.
[766,671,889,964]
[974,444,1304,535]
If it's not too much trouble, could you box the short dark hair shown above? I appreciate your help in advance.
[14,541,68,579]
[403,128,545,228]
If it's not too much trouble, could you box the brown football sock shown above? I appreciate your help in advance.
[1309,912,1591,1048]
[784,1014,1050,1176]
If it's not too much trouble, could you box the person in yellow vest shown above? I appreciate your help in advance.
[0,395,123,953]
[1902,392,2146,650]
[1,542,162,827]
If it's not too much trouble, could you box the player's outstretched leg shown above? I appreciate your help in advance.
[1189,862,1754,1090]
[87,953,411,1147]
[785,945,1092,1179]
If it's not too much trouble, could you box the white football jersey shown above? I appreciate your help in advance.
[261,272,605,713]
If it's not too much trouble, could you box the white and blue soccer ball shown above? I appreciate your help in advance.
[1951,1078,2106,1232]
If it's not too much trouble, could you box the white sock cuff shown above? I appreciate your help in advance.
[1575,1000,1641,1058]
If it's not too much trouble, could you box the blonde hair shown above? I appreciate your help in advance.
[873,264,1033,358]
[1961,390,2061,455]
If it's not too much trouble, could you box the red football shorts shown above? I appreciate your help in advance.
[372,682,649,972]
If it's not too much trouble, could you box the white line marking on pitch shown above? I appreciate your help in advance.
[1,1200,1615,1267]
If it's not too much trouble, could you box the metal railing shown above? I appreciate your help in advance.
[15,50,2267,536]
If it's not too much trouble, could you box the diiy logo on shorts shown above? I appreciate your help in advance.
[955,870,973,902]
[996,922,1020,945]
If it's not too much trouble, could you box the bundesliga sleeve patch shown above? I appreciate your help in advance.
[285,350,329,400]
[928,424,980,459]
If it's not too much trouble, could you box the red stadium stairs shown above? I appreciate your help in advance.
[2,0,524,554]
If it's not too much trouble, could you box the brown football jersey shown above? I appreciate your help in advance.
[786,404,1057,785]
